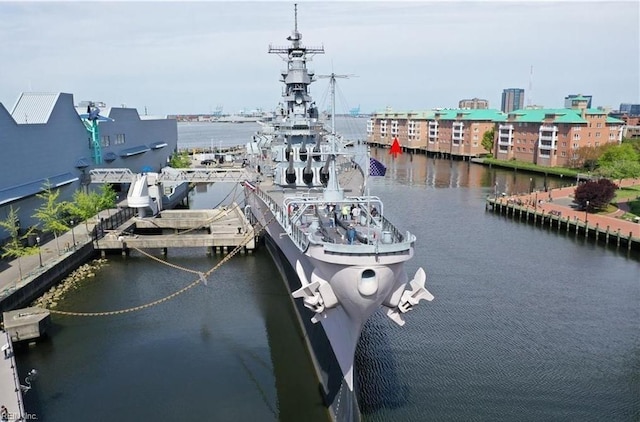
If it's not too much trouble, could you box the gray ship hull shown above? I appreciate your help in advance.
[246,190,361,422]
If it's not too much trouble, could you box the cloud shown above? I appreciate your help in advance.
[0,1,638,115]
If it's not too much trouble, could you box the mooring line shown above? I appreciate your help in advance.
[48,189,272,317]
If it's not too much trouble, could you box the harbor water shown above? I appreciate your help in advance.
[15,121,639,421]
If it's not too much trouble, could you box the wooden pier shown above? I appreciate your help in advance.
[94,204,256,255]
[486,198,639,253]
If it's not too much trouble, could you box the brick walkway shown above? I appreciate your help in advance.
[500,178,640,239]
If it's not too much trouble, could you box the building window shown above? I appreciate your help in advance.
[101,136,110,147]
[114,133,126,145]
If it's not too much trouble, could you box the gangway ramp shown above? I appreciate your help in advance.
[89,167,253,184]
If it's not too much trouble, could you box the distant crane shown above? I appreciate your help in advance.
[349,105,361,117]
[79,102,113,164]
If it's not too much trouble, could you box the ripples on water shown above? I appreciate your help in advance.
[16,121,640,422]
[357,177,639,422]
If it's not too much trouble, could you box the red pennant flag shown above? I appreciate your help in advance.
[389,137,402,157]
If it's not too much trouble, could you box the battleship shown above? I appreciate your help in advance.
[243,5,433,421]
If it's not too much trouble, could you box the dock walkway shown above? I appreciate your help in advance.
[487,179,640,252]
[0,330,28,422]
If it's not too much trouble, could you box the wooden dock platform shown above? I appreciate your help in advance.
[486,197,639,253]
[94,204,256,254]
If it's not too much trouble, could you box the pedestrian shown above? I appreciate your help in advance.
[341,204,349,220]
[1,405,8,421]
[347,224,357,244]
[352,205,361,224]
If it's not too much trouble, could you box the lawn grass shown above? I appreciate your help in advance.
[481,158,579,177]
[614,186,640,201]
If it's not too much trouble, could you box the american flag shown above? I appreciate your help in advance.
[369,157,387,177]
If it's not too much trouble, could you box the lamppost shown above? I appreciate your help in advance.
[36,236,43,267]
[70,220,76,250]
[585,200,589,225]
[494,181,498,202]
[529,177,533,194]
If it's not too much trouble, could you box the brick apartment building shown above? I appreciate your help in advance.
[367,109,505,158]
[366,96,625,167]
[496,97,624,167]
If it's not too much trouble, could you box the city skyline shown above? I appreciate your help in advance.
[1,1,638,116]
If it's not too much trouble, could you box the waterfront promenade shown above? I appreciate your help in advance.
[0,210,114,422]
[0,211,110,302]
[0,330,26,422]
[492,178,640,240]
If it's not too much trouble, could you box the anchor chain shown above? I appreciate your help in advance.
[48,189,272,317]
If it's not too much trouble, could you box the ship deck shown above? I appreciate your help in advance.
[251,161,392,246]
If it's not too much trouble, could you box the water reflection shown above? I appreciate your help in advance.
[369,148,571,193]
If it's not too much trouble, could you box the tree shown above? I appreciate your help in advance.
[0,206,38,281]
[481,128,495,156]
[572,145,604,171]
[97,184,117,212]
[596,143,640,181]
[574,179,618,212]
[66,189,102,234]
[169,151,191,168]
[32,181,69,254]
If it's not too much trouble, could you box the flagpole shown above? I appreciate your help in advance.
[366,146,371,232]
[365,145,370,191]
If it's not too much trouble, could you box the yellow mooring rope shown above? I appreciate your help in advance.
[48,191,272,317]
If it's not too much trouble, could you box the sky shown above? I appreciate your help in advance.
[0,1,638,116]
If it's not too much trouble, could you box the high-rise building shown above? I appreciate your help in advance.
[501,88,524,113]
[564,94,593,108]
[619,103,640,116]
[458,98,489,109]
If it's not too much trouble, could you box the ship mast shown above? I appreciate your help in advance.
[268,4,324,144]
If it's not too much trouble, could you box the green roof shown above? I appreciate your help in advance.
[373,108,506,121]
[508,108,588,124]
[570,95,590,101]
[371,107,624,125]
[606,116,625,124]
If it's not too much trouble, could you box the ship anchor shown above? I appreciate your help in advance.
[292,261,338,323]
[384,268,433,326]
